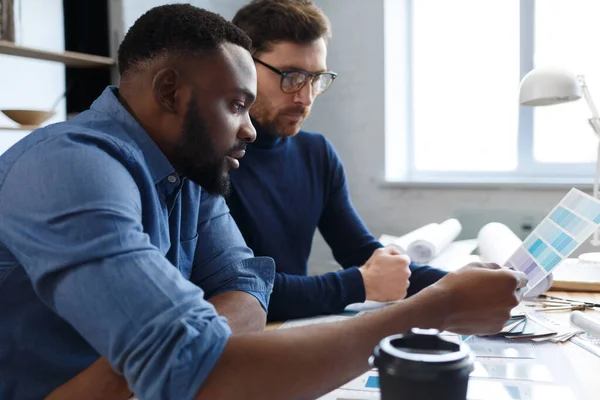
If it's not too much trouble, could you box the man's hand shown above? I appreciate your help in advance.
[416,262,528,335]
[358,247,411,302]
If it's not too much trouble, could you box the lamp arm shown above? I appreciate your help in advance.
[578,76,600,245]
[578,75,600,133]
[592,141,600,246]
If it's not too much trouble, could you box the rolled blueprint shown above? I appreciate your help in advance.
[477,222,553,298]
[390,223,440,252]
[378,223,439,251]
[407,219,462,264]
[477,222,521,265]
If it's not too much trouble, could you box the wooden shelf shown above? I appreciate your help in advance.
[0,125,38,131]
[0,40,115,68]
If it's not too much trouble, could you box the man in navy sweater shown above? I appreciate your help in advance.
[229,0,448,321]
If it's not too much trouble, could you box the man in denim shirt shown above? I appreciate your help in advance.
[2,5,528,400]
[0,5,273,399]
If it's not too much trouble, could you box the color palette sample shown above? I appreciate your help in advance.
[505,188,600,293]
[365,376,379,389]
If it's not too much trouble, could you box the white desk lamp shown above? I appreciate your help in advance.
[519,67,600,261]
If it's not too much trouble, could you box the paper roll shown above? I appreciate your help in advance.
[428,240,479,271]
[477,222,553,298]
[477,222,522,266]
[378,223,439,252]
[407,219,462,264]
[391,223,440,252]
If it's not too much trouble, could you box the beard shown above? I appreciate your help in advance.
[171,96,243,197]
[251,97,310,138]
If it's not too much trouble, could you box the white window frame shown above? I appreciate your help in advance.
[384,0,596,185]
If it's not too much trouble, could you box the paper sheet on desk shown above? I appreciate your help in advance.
[319,334,585,400]
[278,313,356,329]
[345,300,397,313]
[320,371,577,400]
[467,379,577,400]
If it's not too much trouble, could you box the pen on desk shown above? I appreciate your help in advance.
[533,304,587,312]
[538,299,578,305]
[539,294,600,308]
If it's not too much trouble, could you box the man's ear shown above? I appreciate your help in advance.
[152,68,182,114]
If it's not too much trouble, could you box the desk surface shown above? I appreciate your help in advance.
[268,290,600,399]
[543,291,600,399]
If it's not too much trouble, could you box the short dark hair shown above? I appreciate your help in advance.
[118,4,252,76]
[232,0,331,54]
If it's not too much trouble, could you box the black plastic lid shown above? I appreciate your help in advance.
[371,328,474,380]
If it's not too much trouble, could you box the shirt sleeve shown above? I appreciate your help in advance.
[317,137,448,299]
[267,268,365,321]
[190,192,275,311]
[406,262,448,297]
[317,138,382,268]
[0,136,229,400]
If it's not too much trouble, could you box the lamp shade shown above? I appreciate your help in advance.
[519,67,582,106]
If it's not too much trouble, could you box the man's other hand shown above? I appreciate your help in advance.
[359,247,411,302]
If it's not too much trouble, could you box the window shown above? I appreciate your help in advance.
[0,0,66,153]
[533,0,600,165]
[386,0,599,183]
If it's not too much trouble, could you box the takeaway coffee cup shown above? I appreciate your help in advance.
[371,328,475,400]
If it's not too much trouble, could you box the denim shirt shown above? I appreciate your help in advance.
[0,86,275,400]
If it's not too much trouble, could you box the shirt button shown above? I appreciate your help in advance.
[167,175,177,183]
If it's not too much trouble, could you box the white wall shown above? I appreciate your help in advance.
[122,0,245,31]
[0,0,66,153]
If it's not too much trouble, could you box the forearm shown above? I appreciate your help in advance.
[268,269,365,321]
[196,294,442,400]
[208,291,266,333]
[45,358,131,400]
[42,291,262,400]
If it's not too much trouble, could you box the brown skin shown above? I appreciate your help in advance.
[45,358,131,400]
[122,46,257,188]
[207,291,267,333]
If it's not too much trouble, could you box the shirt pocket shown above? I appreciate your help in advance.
[177,233,199,279]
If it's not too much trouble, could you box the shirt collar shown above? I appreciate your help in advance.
[90,86,177,185]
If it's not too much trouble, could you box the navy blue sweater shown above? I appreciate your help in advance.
[227,122,447,321]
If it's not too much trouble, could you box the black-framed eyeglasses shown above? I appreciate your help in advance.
[253,58,337,96]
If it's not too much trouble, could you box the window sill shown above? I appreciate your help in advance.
[383,176,595,190]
